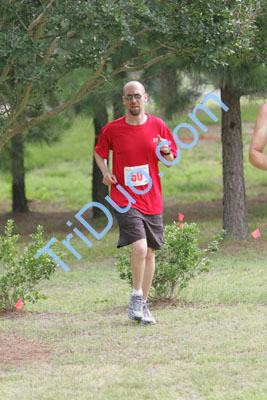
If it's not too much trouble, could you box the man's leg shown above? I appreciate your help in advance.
[128,238,147,321]
[142,247,155,300]
[140,247,156,325]
[130,238,147,290]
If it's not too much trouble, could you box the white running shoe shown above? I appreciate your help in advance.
[141,302,156,325]
[128,294,143,321]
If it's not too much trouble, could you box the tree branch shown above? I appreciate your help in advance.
[10,50,174,136]
[42,37,59,66]
[0,94,10,116]
[0,16,7,31]
[15,11,28,31]
[57,70,70,82]
[6,83,32,128]
[2,20,149,135]
[0,129,13,149]
[6,4,55,127]
[122,45,163,65]
[64,27,148,98]
[56,38,125,105]
[41,29,78,68]
[132,27,148,37]
[3,26,164,140]
[110,48,174,76]
[33,19,48,42]
[27,0,56,38]
[156,40,193,55]
[38,82,45,112]
[39,34,59,40]
[119,53,174,72]
[0,59,14,85]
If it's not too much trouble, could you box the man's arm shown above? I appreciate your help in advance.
[249,104,267,170]
[94,151,118,186]
[157,134,175,168]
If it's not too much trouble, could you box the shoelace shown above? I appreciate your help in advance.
[134,295,143,312]
[142,302,152,316]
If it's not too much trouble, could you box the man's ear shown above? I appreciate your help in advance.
[144,93,148,102]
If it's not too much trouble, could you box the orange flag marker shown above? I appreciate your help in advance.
[178,212,184,222]
[251,228,261,239]
[15,298,24,310]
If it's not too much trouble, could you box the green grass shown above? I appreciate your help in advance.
[21,117,95,210]
[167,96,262,131]
[0,226,267,400]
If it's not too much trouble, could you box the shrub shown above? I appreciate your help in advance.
[0,219,65,311]
[115,222,225,301]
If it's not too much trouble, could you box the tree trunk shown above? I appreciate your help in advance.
[160,65,177,119]
[112,92,125,120]
[92,100,109,218]
[112,71,126,120]
[221,85,248,240]
[11,134,29,212]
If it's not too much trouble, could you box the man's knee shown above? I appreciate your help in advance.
[132,239,147,258]
[146,247,155,263]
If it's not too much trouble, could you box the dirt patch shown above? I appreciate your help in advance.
[151,298,194,308]
[0,194,266,237]
[0,331,52,366]
[0,203,80,236]
[163,193,267,223]
[0,199,116,237]
[0,309,69,320]
[163,197,223,223]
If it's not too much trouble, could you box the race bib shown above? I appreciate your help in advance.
[124,164,150,187]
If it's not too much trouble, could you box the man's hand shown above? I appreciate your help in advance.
[157,134,174,167]
[94,151,118,186]
[157,134,171,154]
[103,172,118,186]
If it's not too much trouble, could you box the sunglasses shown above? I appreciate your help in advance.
[124,93,143,100]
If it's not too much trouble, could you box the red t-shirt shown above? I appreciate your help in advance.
[94,114,177,214]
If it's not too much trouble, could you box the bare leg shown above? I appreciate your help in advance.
[142,247,155,300]
[131,239,147,290]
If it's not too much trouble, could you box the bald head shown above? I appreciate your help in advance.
[122,80,148,119]
[123,81,146,95]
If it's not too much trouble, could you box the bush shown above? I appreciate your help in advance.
[115,222,225,301]
[0,219,65,311]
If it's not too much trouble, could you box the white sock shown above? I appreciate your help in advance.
[132,288,143,297]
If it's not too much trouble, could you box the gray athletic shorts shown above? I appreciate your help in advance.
[114,207,164,250]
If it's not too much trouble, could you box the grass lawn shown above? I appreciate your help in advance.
[0,97,266,399]
[0,227,266,400]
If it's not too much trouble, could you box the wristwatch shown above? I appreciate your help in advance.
[162,150,171,156]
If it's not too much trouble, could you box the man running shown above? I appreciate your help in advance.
[94,81,177,325]
[249,103,267,170]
